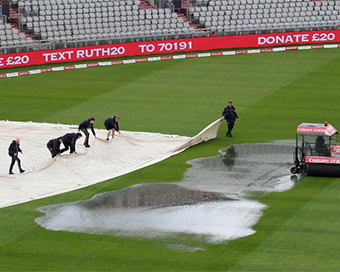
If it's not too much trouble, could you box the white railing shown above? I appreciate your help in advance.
[0,29,204,54]
[1,23,340,55]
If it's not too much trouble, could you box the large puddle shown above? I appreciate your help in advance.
[36,142,302,244]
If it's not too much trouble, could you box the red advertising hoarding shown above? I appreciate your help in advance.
[306,156,340,164]
[0,29,339,69]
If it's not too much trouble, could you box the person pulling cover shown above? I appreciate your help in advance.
[8,138,25,174]
[78,117,96,148]
[222,101,239,138]
[60,133,82,154]
[47,137,63,158]
[104,115,121,141]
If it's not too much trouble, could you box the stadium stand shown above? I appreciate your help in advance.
[188,0,340,32]
[19,0,196,42]
[0,17,34,48]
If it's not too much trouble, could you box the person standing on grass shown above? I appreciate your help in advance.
[222,101,239,138]
[8,138,25,174]
[104,115,121,141]
[47,137,63,158]
[78,117,96,148]
[60,133,82,154]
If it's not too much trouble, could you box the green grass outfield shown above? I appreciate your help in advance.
[0,48,340,271]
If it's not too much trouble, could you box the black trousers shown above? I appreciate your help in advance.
[9,155,22,173]
[47,143,58,158]
[227,120,235,134]
[80,128,90,145]
[60,142,75,154]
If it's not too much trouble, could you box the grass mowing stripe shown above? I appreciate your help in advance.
[229,178,340,271]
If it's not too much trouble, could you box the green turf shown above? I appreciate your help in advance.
[0,48,340,271]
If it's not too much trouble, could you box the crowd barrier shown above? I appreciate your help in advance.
[1,43,339,79]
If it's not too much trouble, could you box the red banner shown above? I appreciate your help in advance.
[332,146,340,154]
[306,156,340,164]
[297,124,338,136]
[1,29,340,69]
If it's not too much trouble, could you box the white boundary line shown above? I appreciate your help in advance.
[0,44,339,79]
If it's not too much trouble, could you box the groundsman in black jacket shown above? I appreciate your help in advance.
[104,115,120,140]
[222,101,239,138]
[47,137,63,158]
[60,133,82,154]
[8,138,25,174]
[78,117,96,148]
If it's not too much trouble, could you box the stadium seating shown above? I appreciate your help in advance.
[189,0,340,32]
[0,19,34,48]
[20,0,196,42]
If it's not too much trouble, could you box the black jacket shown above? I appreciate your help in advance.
[78,119,96,136]
[222,106,239,121]
[8,140,22,157]
[63,133,80,153]
[104,116,120,131]
[47,138,61,152]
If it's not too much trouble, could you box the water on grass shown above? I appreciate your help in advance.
[36,141,302,246]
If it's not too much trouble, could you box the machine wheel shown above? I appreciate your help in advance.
[290,167,297,174]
